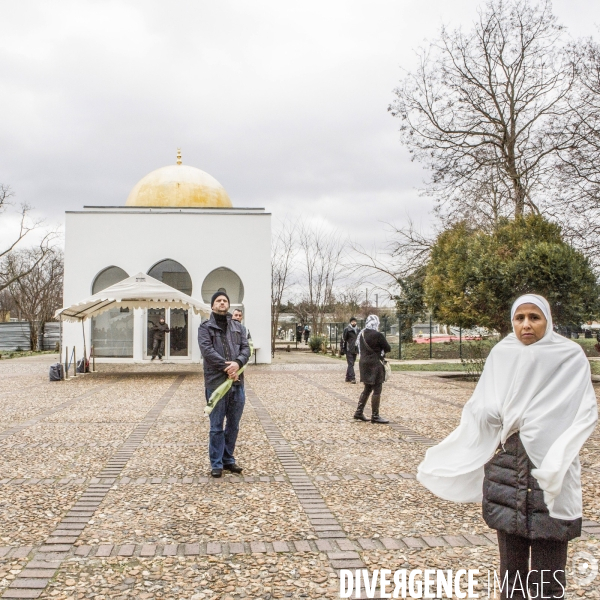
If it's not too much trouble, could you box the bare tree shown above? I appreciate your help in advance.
[4,249,64,350]
[554,39,600,267]
[298,222,346,335]
[0,184,55,292]
[0,289,16,322]
[271,220,297,354]
[390,0,576,223]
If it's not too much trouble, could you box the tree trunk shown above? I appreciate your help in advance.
[29,320,38,351]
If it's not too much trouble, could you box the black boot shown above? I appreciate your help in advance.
[353,391,370,421]
[371,395,389,424]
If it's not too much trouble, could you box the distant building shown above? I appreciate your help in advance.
[62,151,271,363]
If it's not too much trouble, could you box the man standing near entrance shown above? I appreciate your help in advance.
[231,308,251,341]
[198,292,250,478]
[341,317,359,383]
[150,317,170,361]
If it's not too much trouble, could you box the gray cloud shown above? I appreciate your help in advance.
[0,0,597,247]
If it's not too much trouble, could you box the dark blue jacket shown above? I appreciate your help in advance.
[198,313,250,389]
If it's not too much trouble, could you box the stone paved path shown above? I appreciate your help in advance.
[0,356,599,599]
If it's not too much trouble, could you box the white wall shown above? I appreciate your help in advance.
[62,208,271,363]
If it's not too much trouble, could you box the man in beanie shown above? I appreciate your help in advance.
[198,291,250,478]
[341,317,360,383]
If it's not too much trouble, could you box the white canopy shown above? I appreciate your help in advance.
[55,272,211,322]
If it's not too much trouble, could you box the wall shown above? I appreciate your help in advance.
[62,208,271,363]
[0,322,60,351]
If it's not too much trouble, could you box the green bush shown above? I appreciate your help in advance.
[308,335,326,353]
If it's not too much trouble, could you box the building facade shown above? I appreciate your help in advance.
[61,156,271,363]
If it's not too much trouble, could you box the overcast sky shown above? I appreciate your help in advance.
[1,0,599,248]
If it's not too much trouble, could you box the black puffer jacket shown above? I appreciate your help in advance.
[482,432,581,542]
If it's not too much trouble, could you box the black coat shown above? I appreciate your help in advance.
[342,325,360,355]
[358,329,391,385]
[197,313,251,389]
[151,322,170,341]
[482,432,581,542]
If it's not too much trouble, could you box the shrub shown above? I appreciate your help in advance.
[308,335,326,353]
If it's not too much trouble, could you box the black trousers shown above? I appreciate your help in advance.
[345,353,357,381]
[497,531,568,599]
[152,338,165,358]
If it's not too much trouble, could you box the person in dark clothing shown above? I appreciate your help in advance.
[303,325,310,344]
[296,325,302,343]
[341,317,359,383]
[483,433,578,598]
[232,308,251,341]
[198,292,251,478]
[354,314,391,424]
[417,295,598,600]
[150,317,170,360]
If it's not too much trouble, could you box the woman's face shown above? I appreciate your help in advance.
[512,303,547,345]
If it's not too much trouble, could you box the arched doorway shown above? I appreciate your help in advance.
[91,266,133,357]
[146,259,192,359]
[201,267,244,308]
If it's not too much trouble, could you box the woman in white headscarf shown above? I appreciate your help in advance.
[354,314,391,424]
[417,294,597,599]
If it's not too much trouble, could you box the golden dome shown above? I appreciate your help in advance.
[126,157,232,208]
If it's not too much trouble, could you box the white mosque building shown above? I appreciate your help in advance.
[61,152,271,363]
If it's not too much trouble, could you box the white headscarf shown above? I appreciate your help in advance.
[357,314,380,355]
[417,294,598,519]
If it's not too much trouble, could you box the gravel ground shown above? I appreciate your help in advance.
[0,484,85,546]
[79,482,314,545]
[39,553,337,599]
[0,379,99,431]
[1,356,598,599]
[4,422,135,446]
[291,438,425,475]
[0,556,31,595]
[316,478,494,539]
[0,444,117,478]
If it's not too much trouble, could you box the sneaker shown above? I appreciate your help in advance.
[151,356,156,361]
[211,468,223,478]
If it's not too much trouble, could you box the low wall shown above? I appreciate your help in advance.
[0,322,60,351]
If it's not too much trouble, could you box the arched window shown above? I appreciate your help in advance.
[91,266,133,357]
[146,260,192,359]
[148,259,192,295]
[92,266,129,294]
[201,267,244,305]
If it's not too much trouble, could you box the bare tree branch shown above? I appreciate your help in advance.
[389,0,576,223]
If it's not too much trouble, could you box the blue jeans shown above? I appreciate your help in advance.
[206,384,245,469]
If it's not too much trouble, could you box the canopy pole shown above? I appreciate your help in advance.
[81,319,87,374]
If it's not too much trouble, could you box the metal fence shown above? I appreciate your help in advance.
[0,322,60,352]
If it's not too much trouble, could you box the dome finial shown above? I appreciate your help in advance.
[176,148,182,165]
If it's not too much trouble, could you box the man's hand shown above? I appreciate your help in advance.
[225,361,240,378]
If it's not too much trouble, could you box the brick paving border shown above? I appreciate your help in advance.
[0,381,119,443]
[1,375,185,599]
[294,375,438,446]
[245,384,368,573]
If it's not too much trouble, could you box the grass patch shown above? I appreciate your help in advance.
[391,362,466,372]
[576,339,600,357]
[591,361,600,376]
[0,350,56,360]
